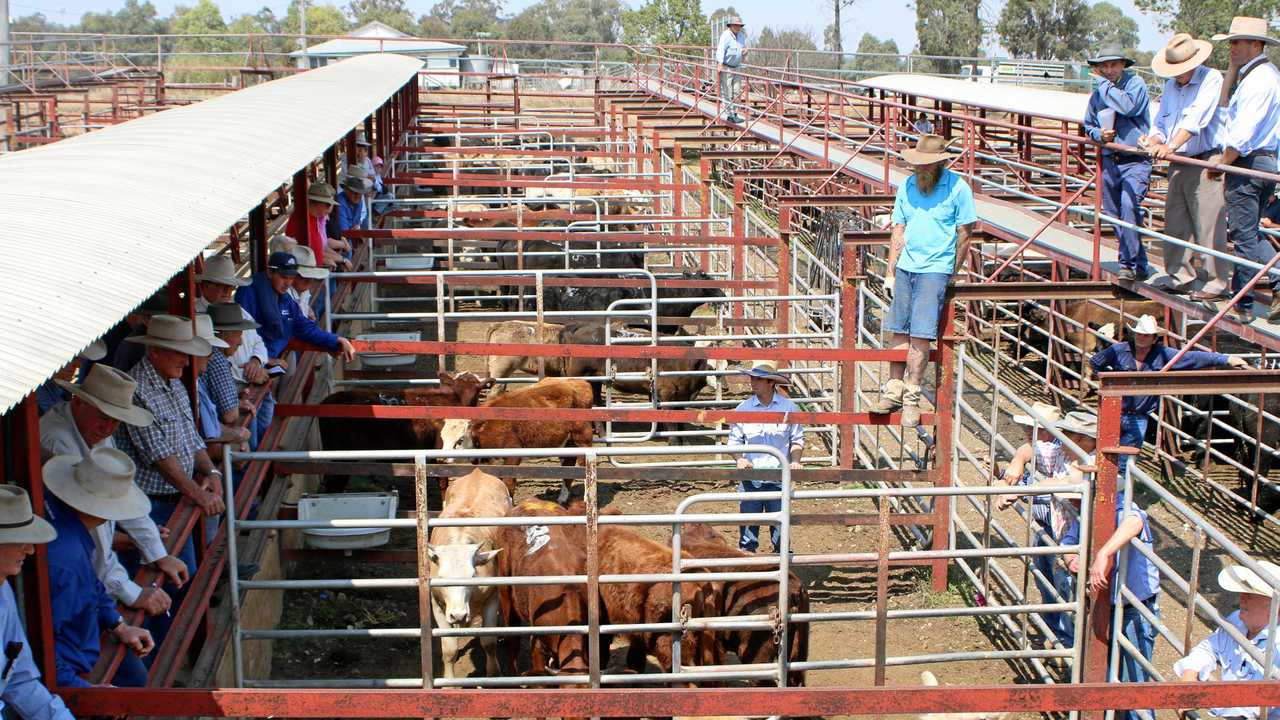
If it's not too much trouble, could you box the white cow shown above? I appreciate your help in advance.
[427,467,511,679]
[918,671,1008,720]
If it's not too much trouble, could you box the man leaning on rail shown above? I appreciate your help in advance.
[1205,17,1280,324]
[1083,45,1153,282]
[1140,34,1230,298]
[715,15,747,124]
[868,134,976,428]
[728,359,805,554]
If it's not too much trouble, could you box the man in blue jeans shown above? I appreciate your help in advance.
[869,134,976,428]
[728,360,804,553]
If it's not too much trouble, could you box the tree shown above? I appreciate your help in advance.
[753,27,824,69]
[1134,0,1278,38]
[914,0,983,75]
[849,32,902,76]
[10,13,69,35]
[79,0,168,35]
[424,0,504,38]
[346,0,417,33]
[505,0,624,58]
[282,0,352,37]
[621,0,709,47]
[995,0,1091,60]
[823,0,857,57]
[1086,2,1140,50]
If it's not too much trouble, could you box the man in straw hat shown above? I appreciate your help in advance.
[1089,314,1247,455]
[335,164,372,240]
[208,302,268,449]
[715,15,747,123]
[39,363,188,619]
[286,181,350,271]
[0,485,72,720]
[868,134,976,428]
[728,360,805,553]
[235,252,357,364]
[196,255,270,387]
[1207,16,1280,323]
[192,315,252,461]
[34,339,107,416]
[289,245,330,323]
[43,448,155,687]
[1084,45,1153,282]
[1175,559,1280,719]
[1142,34,1230,298]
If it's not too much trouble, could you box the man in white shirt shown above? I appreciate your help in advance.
[715,16,747,124]
[1142,34,1229,296]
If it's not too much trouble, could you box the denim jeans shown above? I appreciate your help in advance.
[1226,152,1279,309]
[121,498,198,667]
[110,652,149,687]
[1116,596,1160,720]
[1028,504,1067,642]
[1053,566,1077,648]
[1102,154,1153,275]
[884,268,951,340]
[1120,413,1148,478]
[738,482,781,552]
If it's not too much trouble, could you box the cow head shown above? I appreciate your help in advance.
[427,542,501,627]
[440,372,493,408]
[439,419,475,461]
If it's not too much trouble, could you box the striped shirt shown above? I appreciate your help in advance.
[114,356,205,496]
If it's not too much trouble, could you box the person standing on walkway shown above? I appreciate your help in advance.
[1142,34,1229,297]
[1204,16,1280,324]
[716,16,747,124]
[1084,45,1153,282]
[869,134,976,428]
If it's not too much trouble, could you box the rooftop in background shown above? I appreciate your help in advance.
[858,73,1091,124]
[290,22,467,60]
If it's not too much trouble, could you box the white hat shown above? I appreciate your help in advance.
[43,448,151,522]
[124,315,213,357]
[1212,16,1278,45]
[55,364,154,427]
[194,314,230,350]
[1013,401,1062,427]
[1056,410,1098,438]
[1218,560,1280,597]
[1129,314,1160,335]
[0,486,56,544]
[292,245,330,280]
[1152,33,1213,78]
[196,255,249,288]
[738,359,790,385]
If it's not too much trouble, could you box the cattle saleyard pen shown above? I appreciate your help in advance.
[1,38,1279,720]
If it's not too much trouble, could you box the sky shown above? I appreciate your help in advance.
[21,0,1172,53]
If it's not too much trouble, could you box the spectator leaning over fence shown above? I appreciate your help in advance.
[729,360,804,554]
[1141,34,1230,297]
[1176,559,1280,720]
[715,16,747,124]
[1088,314,1248,457]
[0,486,72,720]
[1083,45,1153,282]
[38,364,189,620]
[193,315,251,464]
[43,448,154,687]
[110,292,169,373]
[196,255,273,447]
[869,134,976,428]
[333,165,372,253]
[286,181,350,272]
[208,303,264,454]
[235,251,356,365]
[290,245,330,322]
[1207,17,1280,324]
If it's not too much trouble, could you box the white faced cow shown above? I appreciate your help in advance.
[427,468,511,679]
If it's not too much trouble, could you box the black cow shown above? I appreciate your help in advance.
[543,270,725,334]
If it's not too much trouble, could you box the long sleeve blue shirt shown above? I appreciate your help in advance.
[235,272,341,359]
[0,583,73,720]
[1089,341,1228,415]
[1084,72,1151,153]
[45,495,122,688]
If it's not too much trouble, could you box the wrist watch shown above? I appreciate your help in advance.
[110,617,125,633]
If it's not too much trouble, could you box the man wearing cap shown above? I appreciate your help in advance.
[1089,314,1247,454]
[235,252,357,364]
[1142,34,1229,297]
[39,364,188,619]
[728,360,804,553]
[715,16,747,123]
[1084,46,1153,282]
[870,134,977,428]
[1208,17,1280,323]
[196,255,270,387]
[43,448,154,687]
[1175,559,1280,720]
[0,485,73,720]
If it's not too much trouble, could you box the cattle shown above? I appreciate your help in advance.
[543,270,726,335]
[317,372,492,493]
[1222,393,1280,518]
[678,522,809,686]
[919,670,1009,720]
[439,378,595,503]
[525,175,648,210]
[495,225,648,311]
[485,321,568,392]
[597,525,722,681]
[493,499,591,677]
[427,468,510,680]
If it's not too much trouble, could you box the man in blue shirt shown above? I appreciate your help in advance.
[728,360,804,553]
[43,447,154,688]
[1207,16,1280,324]
[1083,45,1153,282]
[0,485,72,720]
[235,252,356,364]
[869,134,976,428]
[332,167,371,251]
[715,16,747,123]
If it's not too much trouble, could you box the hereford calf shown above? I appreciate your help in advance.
[428,468,510,679]
[439,378,594,502]
[679,522,809,686]
[485,321,567,392]
[597,525,721,681]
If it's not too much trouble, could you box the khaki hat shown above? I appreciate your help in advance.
[902,134,954,166]
[1013,401,1061,427]
[726,15,744,26]
[1218,559,1280,597]
[194,314,230,350]
[292,245,330,280]
[739,359,790,385]
[0,486,56,545]
[81,339,107,362]
[1130,314,1160,335]
[1056,410,1098,438]
[343,165,374,195]
[1087,45,1137,66]
[1212,16,1278,45]
[308,182,338,206]
[123,314,213,357]
[355,133,372,147]
[197,255,249,288]
[43,448,151,522]
[55,364,154,427]
[1152,33,1213,77]
[208,303,260,333]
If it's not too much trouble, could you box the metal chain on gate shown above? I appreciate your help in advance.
[679,603,692,634]
[769,604,783,646]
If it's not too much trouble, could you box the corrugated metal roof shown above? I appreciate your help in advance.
[293,36,466,58]
[0,53,424,415]
[859,74,1090,123]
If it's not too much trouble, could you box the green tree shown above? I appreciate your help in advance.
[1086,1,1140,51]
[416,14,451,36]
[996,0,1091,59]
[849,32,902,76]
[505,0,624,58]
[171,0,229,46]
[822,0,858,57]
[1133,0,1279,40]
[79,0,168,34]
[282,0,353,37]
[346,0,417,33]
[621,0,709,47]
[10,13,69,35]
[914,0,983,74]
[753,27,826,69]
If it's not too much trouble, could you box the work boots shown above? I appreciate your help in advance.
[900,384,923,428]
[868,379,905,415]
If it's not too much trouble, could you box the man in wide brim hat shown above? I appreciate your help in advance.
[715,14,748,124]
[53,362,154,429]
[901,134,954,166]
[728,359,804,553]
[1211,16,1279,44]
[1086,45,1137,67]
[737,359,790,385]
[1151,33,1213,78]
[123,314,213,357]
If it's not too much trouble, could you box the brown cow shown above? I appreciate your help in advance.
[485,321,568,392]
[318,372,492,493]
[597,525,722,682]
[438,378,594,503]
[679,523,809,686]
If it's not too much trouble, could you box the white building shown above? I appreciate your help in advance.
[291,22,467,87]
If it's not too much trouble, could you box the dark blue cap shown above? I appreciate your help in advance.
[267,251,300,277]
